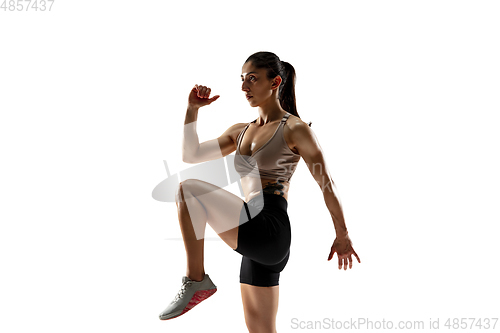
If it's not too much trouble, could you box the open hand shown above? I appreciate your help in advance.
[188,84,220,108]
[328,234,361,270]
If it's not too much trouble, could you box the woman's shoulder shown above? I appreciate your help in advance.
[285,113,311,131]
[226,121,250,131]
[283,113,313,151]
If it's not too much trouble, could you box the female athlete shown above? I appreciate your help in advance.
[159,51,360,333]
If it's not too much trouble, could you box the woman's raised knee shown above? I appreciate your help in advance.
[175,180,193,203]
[181,178,199,187]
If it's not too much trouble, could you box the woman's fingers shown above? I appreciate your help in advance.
[353,250,361,263]
[337,253,356,270]
[189,84,219,108]
[195,85,214,99]
[207,95,220,103]
[328,246,336,261]
[329,241,360,269]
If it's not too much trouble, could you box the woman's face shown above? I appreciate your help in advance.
[241,61,280,107]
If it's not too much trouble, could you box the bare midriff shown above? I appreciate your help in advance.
[240,176,290,203]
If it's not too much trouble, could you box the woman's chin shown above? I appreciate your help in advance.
[247,99,258,107]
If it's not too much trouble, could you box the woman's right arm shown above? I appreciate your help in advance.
[182,85,246,164]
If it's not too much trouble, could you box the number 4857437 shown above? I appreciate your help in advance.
[1,0,55,11]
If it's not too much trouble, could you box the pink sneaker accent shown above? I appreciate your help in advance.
[166,288,217,320]
[180,288,217,315]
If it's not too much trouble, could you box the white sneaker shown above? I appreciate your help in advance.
[159,274,217,320]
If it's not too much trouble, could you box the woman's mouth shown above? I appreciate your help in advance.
[246,95,253,100]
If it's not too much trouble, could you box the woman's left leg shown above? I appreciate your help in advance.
[241,284,279,333]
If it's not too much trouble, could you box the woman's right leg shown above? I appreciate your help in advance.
[241,284,279,333]
[159,178,252,320]
[176,178,252,281]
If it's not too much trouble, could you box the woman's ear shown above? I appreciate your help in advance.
[271,76,282,90]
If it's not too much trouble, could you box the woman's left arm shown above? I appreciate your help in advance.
[291,121,361,269]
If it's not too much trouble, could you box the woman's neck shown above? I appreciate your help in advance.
[256,98,286,125]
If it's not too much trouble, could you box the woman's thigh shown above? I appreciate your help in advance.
[240,284,279,333]
[178,178,250,250]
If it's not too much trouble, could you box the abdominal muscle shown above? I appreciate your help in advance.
[240,176,290,203]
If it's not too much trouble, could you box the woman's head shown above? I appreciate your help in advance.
[242,52,311,126]
[242,51,307,124]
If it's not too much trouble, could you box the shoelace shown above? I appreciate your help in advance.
[172,280,193,303]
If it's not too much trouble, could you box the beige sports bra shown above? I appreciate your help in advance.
[234,112,301,182]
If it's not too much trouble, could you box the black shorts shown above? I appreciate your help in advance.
[233,193,291,287]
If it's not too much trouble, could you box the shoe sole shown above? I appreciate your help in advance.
[159,288,217,320]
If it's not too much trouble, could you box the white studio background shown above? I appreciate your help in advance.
[1,1,499,332]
